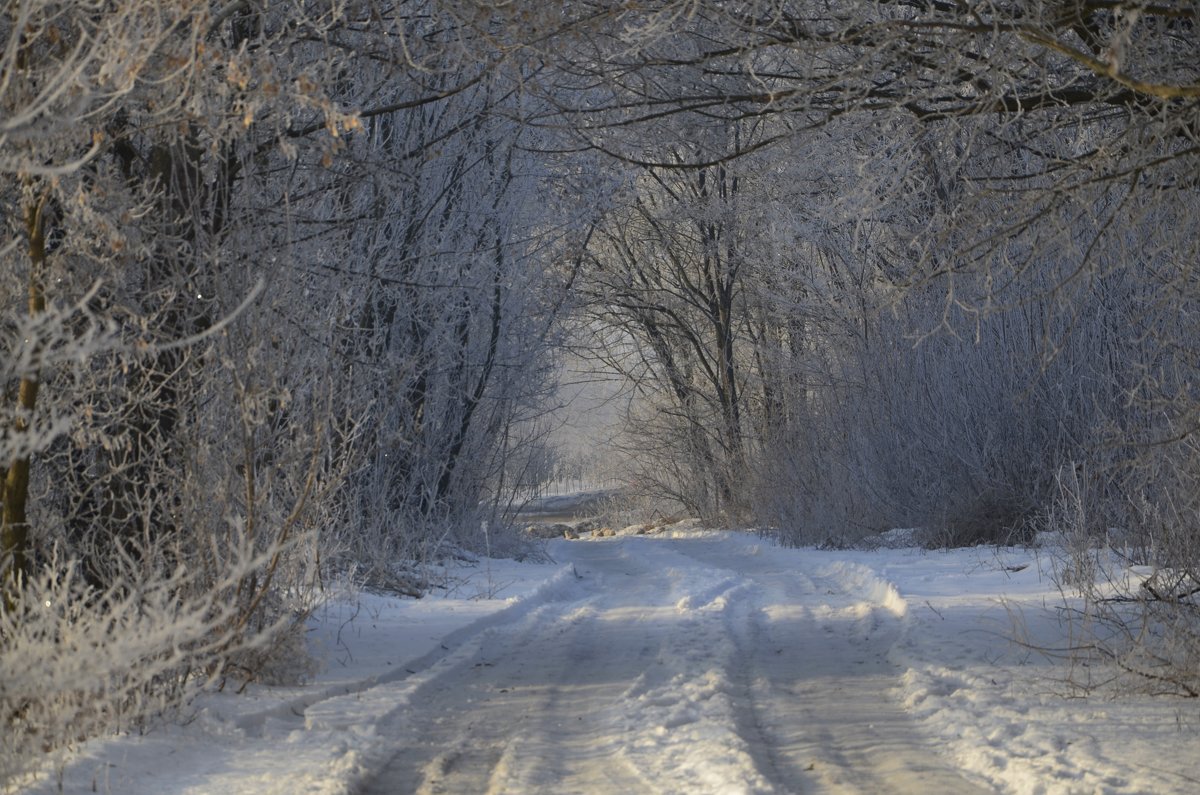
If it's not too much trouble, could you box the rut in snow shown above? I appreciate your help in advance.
[357,535,990,795]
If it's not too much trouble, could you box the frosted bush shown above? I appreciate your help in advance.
[1045,462,1200,697]
[0,544,312,789]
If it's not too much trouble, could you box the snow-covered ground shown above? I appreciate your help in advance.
[23,527,1200,794]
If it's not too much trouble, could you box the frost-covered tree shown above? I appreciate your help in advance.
[0,0,575,779]
[580,141,755,519]
[314,74,569,584]
[547,0,1200,689]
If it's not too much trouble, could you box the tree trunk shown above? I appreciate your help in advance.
[3,191,49,602]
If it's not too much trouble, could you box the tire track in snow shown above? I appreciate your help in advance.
[670,535,994,794]
[357,540,777,794]
[721,583,810,791]
[357,543,656,794]
[357,535,993,794]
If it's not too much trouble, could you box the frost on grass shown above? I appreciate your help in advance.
[0,542,315,789]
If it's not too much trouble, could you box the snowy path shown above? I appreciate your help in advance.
[29,530,1200,794]
[358,536,987,794]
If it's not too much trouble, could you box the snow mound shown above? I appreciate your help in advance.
[817,559,908,618]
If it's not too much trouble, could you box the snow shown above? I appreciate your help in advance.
[21,528,1200,794]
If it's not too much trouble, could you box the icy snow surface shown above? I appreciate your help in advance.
[24,529,1200,794]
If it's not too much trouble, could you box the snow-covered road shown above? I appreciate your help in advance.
[358,536,988,794]
[30,529,1200,795]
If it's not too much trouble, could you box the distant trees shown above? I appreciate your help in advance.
[580,144,751,518]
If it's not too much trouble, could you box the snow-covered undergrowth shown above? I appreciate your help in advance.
[18,529,1200,794]
[882,546,1200,794]
[1,543,317,792]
